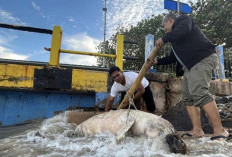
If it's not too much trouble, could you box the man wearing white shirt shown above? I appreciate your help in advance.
[105,66,156,112]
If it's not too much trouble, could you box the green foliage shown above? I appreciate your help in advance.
[190,0,232,48]
[96,40,116,67]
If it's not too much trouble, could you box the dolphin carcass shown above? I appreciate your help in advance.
[73,109,187,154]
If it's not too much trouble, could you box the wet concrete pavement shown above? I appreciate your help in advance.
[0,119,44,140]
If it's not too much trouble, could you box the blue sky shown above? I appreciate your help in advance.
[0,0,193,66]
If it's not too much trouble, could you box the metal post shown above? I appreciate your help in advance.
[177,0,180,15]
[102,0,107,67]
[116,34,124,70]
[145,34,155,71]
[49,26,62,67]
[230,50,232,79]
[216,45,226,80]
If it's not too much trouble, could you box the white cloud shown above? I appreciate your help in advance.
[31,1,40,12]
[0,31,18,46]
[0,8,26,25]
[68,17,75,22]
[0,8,29,60]
[31,1,48,18]
[60,33,101,66]
[106,0,196,38]
[0,46,29,60]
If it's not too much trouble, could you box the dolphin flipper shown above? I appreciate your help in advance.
[115,114,135,142]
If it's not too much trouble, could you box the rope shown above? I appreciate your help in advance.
[120,93,138,125]
[125,93,136,131]
[126,93,137,110]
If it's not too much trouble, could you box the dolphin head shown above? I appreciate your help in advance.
[165,134,187,154]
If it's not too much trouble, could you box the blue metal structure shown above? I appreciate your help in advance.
[215,46,226,79]
[164,0,192,14]
[145,34,156,72]
[0,90,97,126]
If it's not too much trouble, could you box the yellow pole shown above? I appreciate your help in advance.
[49,26,62,67]
[116,34,124,70]
[60,49,116,58]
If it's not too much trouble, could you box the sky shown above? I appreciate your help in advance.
[0,0,194,66]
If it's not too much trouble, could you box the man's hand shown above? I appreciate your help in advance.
[105,96,114,112]
[134,84,145,101]
[155,38,164,48]
[147,58,158,68]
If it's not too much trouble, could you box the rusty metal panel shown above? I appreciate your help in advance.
[34,67,72,89]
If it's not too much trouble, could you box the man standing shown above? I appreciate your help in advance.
[105,66,156,113]
[153,13,229,140]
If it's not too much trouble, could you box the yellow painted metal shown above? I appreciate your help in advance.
[72,69,108,92]
[47,26,125,69]
[0,63,109,92]
[49,26,62,67]
[116,34,124,70]
[0,64,43,88]
[215,79,229,82]
[0,62,109,92]
[60,49,116,58]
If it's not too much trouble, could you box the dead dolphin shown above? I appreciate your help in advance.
[74,109,187,154]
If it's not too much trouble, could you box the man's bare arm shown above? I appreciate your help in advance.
[134,83,145,101]
[105,96,115,111]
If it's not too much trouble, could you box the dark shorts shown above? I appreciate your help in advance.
[182,53,219,107]
[143,86,156,111]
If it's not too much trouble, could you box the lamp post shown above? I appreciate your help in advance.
[102,0,107,67]
[177,0,180,15]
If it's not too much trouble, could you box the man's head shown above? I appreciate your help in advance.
[162,13,176,33]
[109,66,124,84]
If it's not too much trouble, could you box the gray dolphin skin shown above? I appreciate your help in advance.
[74,109,187,154]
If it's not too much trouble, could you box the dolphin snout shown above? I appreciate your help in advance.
[165,134,187,154]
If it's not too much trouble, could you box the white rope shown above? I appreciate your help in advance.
[126,93,137,110]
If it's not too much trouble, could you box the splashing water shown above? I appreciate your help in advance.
[0,111,231,157]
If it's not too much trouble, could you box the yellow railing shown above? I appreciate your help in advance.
[60,49,117,58]
[0,23,125,70]
[48,26,124,70]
